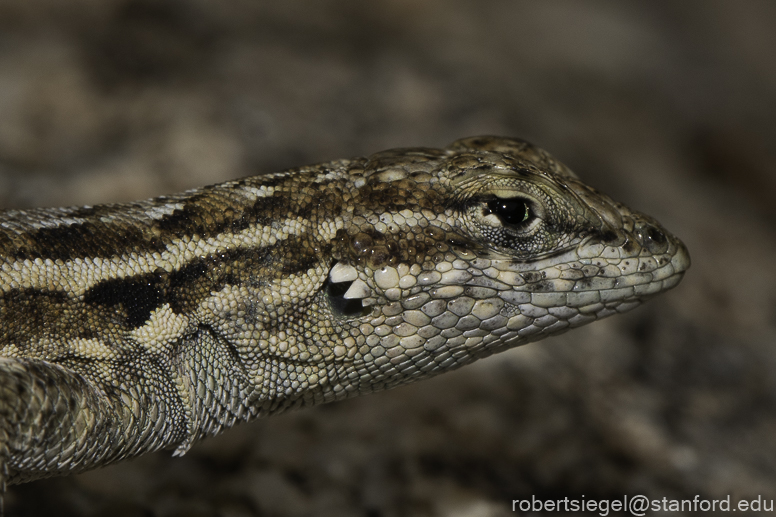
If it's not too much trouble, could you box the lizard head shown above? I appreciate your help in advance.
[322,135,690,390]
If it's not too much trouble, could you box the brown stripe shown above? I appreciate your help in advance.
[0,171,336,262]
[6,220,151,262]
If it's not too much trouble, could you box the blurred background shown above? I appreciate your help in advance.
[1,1,775,516]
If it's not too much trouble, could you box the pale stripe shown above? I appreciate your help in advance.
[0,214,344,297]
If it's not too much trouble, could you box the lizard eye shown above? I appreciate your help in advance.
[484,198,532,226]
[480,195,540,234]
[459,190,555,258]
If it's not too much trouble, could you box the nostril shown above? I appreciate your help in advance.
[646,226,666,245]
[636,222,668,254]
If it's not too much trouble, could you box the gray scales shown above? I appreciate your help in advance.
[0,136,689,507]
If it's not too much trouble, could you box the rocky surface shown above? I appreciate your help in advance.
[1,1,775,516]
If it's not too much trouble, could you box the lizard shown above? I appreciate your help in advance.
[0,136,689,508]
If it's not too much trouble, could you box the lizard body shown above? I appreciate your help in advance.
[0,136,689,502]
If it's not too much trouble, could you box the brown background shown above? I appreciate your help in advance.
[2,1,775,516]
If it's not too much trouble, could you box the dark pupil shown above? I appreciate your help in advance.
[487,198,530,225]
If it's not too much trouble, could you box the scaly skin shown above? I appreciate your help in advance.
[0,136,689,504]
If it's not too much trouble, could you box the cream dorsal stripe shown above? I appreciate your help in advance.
[0,136,689,512]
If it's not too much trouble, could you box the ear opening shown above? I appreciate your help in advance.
[325,262,372,318]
